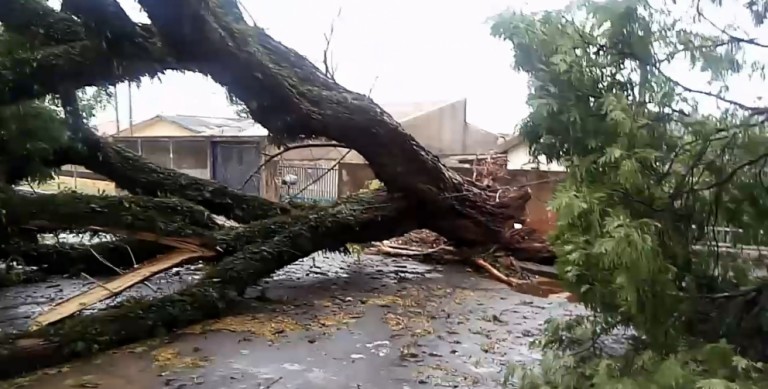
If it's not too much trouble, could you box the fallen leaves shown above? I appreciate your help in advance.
[151,347,210,372]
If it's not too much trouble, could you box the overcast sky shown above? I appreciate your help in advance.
[93,0,766,134]
[93,0,574,134]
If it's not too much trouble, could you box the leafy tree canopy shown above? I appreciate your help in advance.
[492,0,768,386]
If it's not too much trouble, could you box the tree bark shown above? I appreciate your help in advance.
[0,2,559,378]
[133,0,528,249]
[0,186,220,243]
[57,130,292,223]
[0,0,87,44]
[6,239,170,277]
[0,189,419,378]
[0,1,535,249]
[0,0,175,106]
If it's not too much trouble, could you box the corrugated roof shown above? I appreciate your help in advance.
[107,99,460,139]
[159,115,269,136]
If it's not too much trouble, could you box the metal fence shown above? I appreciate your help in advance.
[692,225,768,258]
[277,162,339,205]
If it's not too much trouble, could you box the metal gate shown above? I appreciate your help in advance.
[277,162,338,204]
[212,141,261,195]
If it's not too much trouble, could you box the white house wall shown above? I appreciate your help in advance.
[506,144,565,171]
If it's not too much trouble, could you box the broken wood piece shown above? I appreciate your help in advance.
[30,248,215,330]
[372,242,449,257]
[473,258,525,287]
[87,228,214,251]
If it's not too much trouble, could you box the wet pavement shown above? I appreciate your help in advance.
[0,252,583,389]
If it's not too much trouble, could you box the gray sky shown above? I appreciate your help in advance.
[94,0,573,134]
[93,0,765,134]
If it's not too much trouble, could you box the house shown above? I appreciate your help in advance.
[495,134,566,172]
[278,98,501,163]
[110,115,271,196]
[81,98,499,204]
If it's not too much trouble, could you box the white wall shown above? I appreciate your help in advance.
[506,143,565,171]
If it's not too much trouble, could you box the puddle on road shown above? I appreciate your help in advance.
[0,252,584,389]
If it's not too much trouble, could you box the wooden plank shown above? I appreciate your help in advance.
[30,249,214,330]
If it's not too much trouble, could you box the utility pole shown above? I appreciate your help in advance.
[113,84,120,134]
[128,81,134,135]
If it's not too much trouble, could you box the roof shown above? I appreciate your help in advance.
[105,99,462,139]
[94,120,120,136]
[157,115,269,136]
[494,134,524,152]
[108,115,269,137]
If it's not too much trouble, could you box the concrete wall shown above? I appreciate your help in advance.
[464,123,501,154]
[399,100,467,155]
[260,160,280,201]
[278,99,500,163]
[337,162,566,235]
[506,143,565,172]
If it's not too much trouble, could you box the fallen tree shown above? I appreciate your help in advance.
[0,0,555,378]
[0,189,421,377]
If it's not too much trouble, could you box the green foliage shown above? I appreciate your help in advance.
[491,0,768,386]
[0,28,111,184]
[505,317,768,388]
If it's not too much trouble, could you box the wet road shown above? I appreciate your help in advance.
[0,253,583,389]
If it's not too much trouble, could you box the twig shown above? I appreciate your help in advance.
[695,0,768,48]
[123,243,137,267]
[373,243,449,257]
[24,179,37,194]
[472,258,524,287]
[366,76,379,97]
[239,142,347,190]
[263,376,283,388]
[89,248,124,275]
[322,8,343,80]
[90,246,158,292]
[288,149,352,201]
[696,151,768,190]
[80,272,116,293]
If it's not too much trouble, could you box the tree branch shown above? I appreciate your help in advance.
[0,39,177,106]
[0,187,220,245]
[321,7,343,80]
[136,0,516,248]
[8,239,169,277]
[56,130,292,223]
[0,0,177,106]
[0,0,87,43]
[695,0,768,49]
[240,142,347,190]
[0,189,420,377]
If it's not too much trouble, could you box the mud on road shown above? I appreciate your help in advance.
[0,253,583,389]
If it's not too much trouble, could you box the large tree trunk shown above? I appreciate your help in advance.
[136,0,524,248]
[0,189,419,378]
[0,0,536,249]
